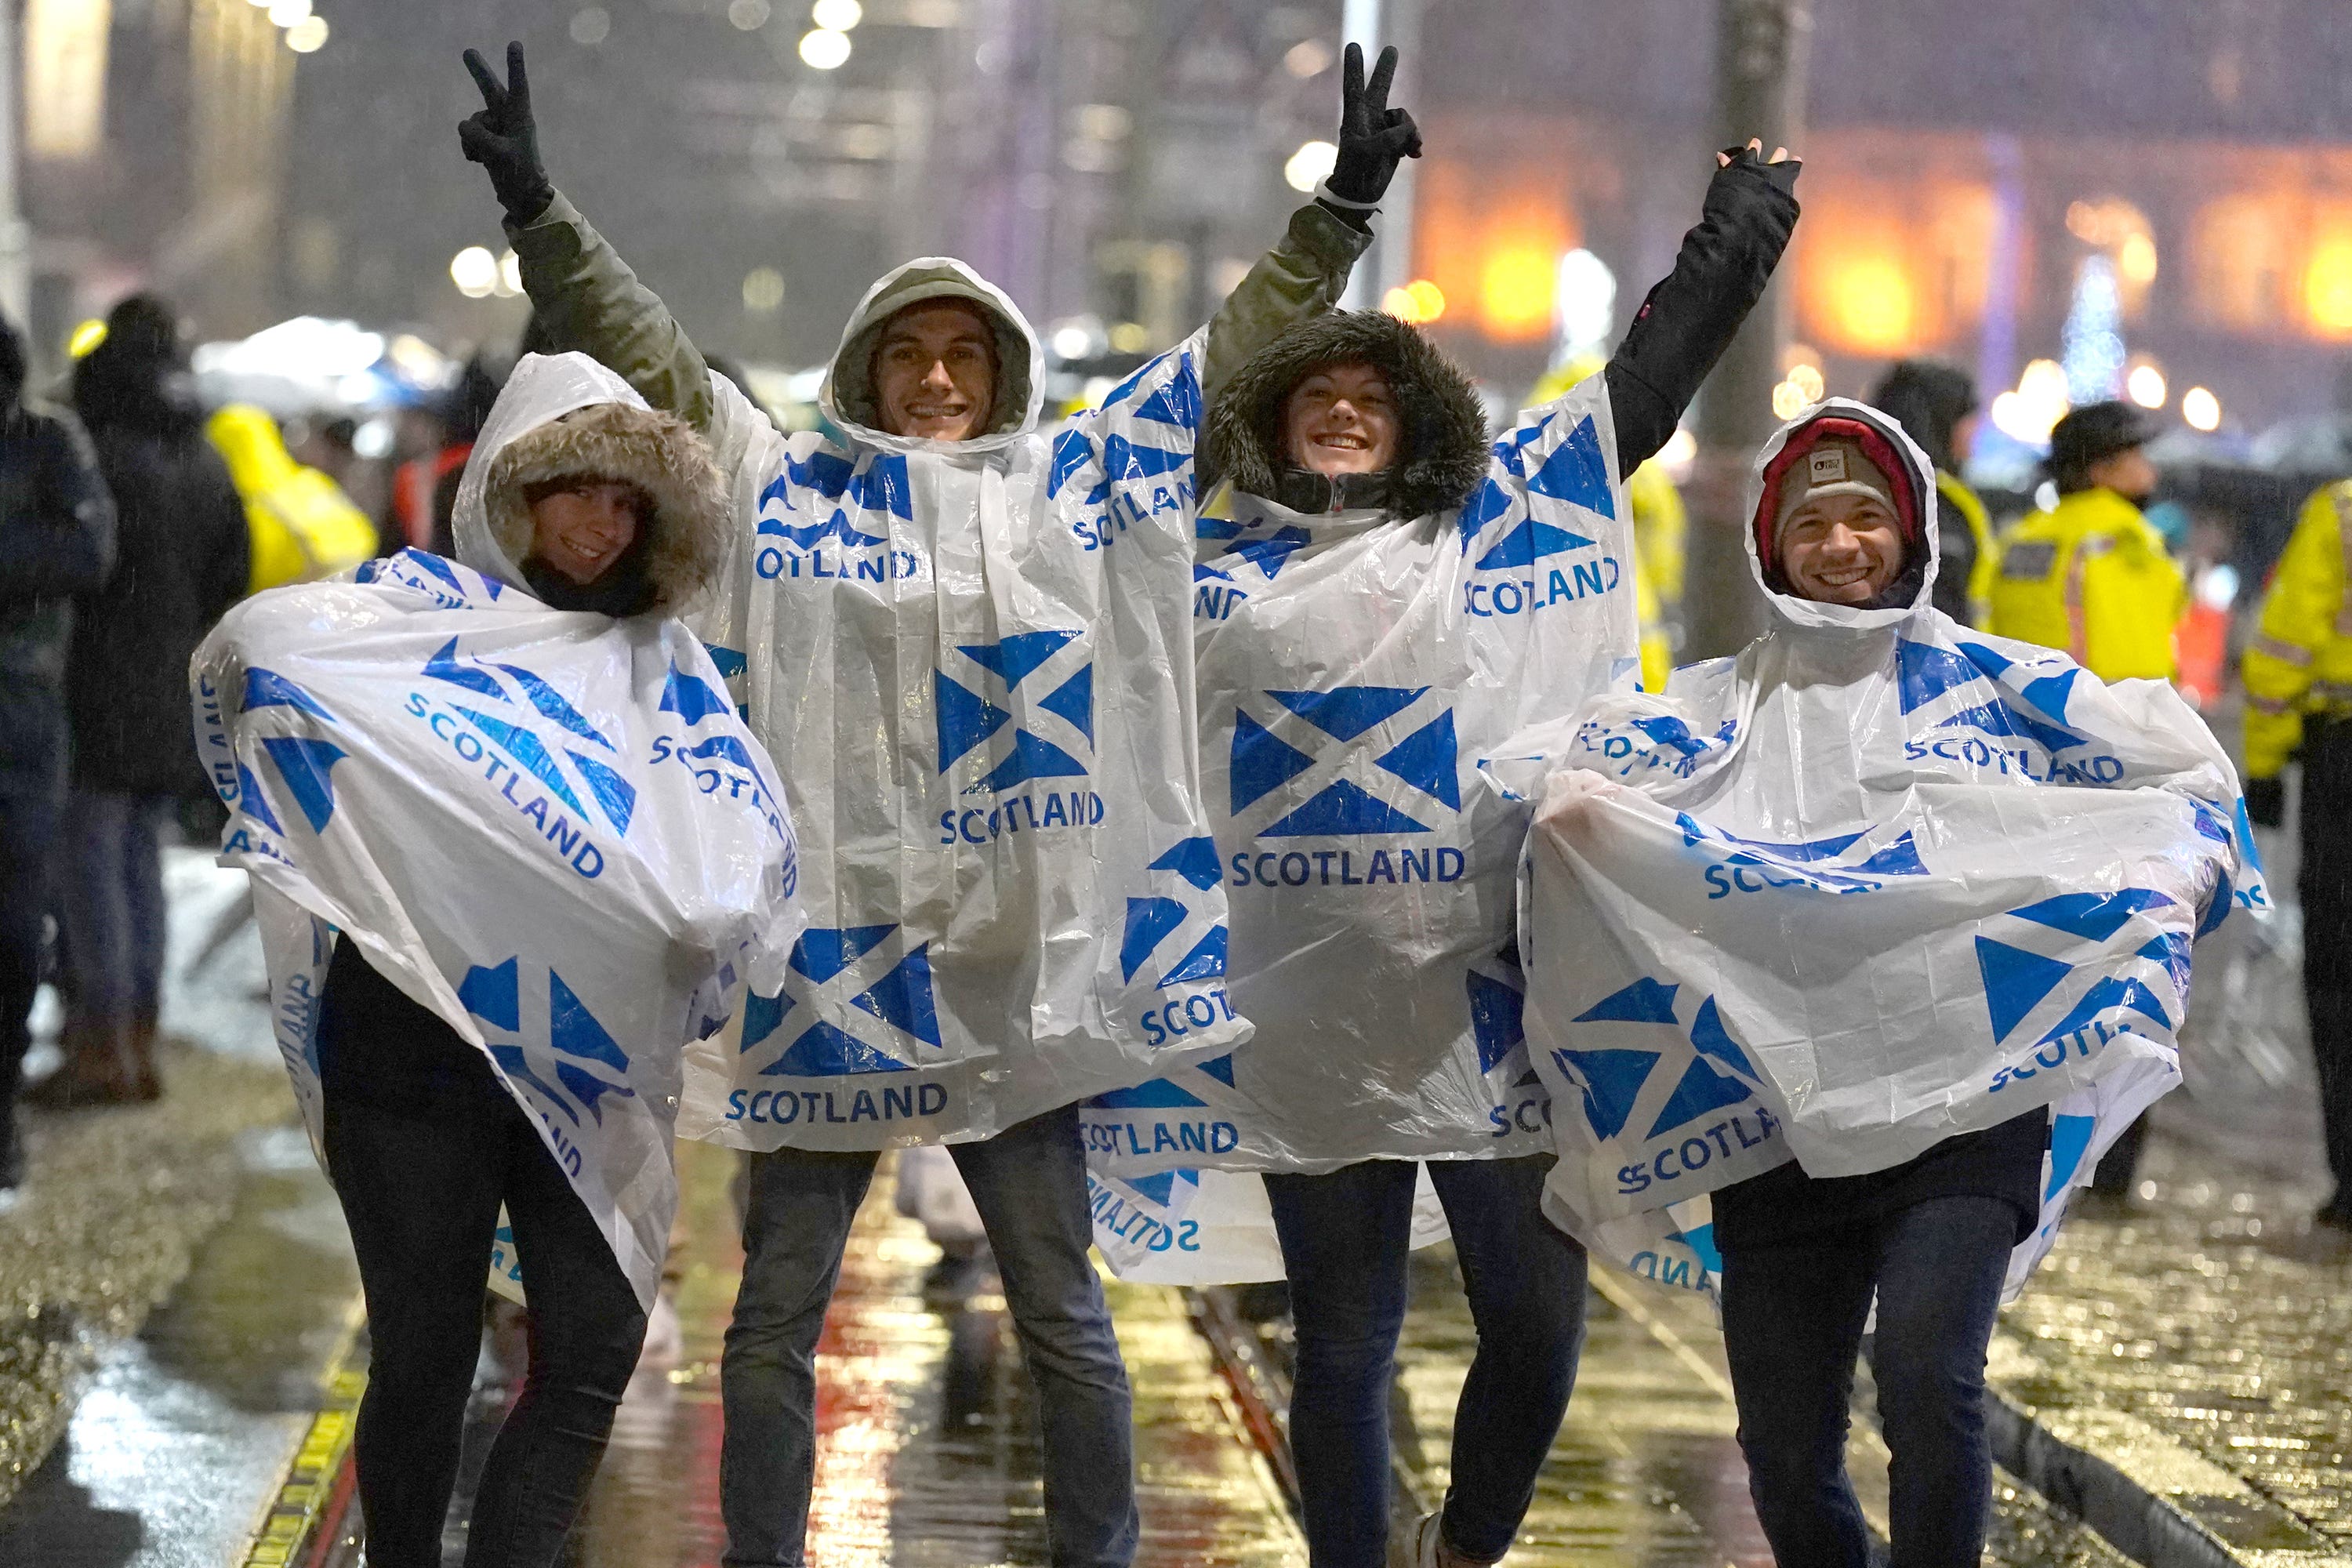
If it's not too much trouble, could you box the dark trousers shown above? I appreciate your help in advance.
[1719,1194,2016,1568]
[52,790,167,1022]
[2300,717,2352,1216]
[1262,1156,1589,1567]
[318,949,647,1568]
[0,789,59,1094]
[720,1104,1138,1568]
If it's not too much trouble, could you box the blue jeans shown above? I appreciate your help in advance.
[53,790,168,1022]
[1263,1156,1589,1567]
[720,1103,1138,1566]
[1719,1193,2016,1568]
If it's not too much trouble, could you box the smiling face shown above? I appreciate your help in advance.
[1281,360,1399,476]
[1778,490,1907,605]
[528,481,644,585]
[873,299,999,441]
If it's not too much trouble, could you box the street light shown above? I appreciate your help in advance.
[285,16,327,52]
[450,246,499,299]
[811,0,862,30]
[798,27,850,68]
[267,0,310,23]
[2182,386,2222,432]
[1283,140,1337,194]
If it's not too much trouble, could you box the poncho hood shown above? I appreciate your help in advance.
[818,257,1045,454]
[453,352,731,618]
[1207,309,1489,520]
[1746,397,1940,634]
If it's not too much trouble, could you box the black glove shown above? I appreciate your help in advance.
[1715,139,1802,199]
[461,42,554,223]
[1324,42,1421,207]
[2245,774,2287,829]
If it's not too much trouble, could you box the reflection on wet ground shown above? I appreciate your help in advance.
[544,1142,1302,1568]
[1382,1243,2134,1567]
[0,1121,359,1568]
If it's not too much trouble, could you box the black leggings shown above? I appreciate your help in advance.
[318,944,647,1568]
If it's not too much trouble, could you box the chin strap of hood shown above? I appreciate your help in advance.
[1207,310,1488,520]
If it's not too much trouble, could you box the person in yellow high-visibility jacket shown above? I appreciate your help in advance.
[1530,355,1684,688]
[2241,477,2352,1234]
[1987,399,2184,681]
[206,404,378,594]
[1987,399,2185,1203]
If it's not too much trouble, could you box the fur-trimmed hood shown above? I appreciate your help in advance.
[1207,310,1490,521]
[452,352,730,617]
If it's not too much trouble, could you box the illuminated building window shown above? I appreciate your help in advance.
[2189,192,2289,333]
[1413,159,1576,344]
[2305,205,2352,341]
[1794,178,1994,357]
[25,0,112,161]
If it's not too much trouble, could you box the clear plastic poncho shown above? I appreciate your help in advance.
[1501,397,2267,1301]
[673,258,1247,1152]
[1087,378,1640,1281]
[191,354,800,1308]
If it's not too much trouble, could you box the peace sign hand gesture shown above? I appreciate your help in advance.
[460,41,554,222]
[1326,42,1422,207]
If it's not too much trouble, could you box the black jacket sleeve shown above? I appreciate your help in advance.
[194,444,251,626]
[1602,151,1800,480]
[0,410,116,605]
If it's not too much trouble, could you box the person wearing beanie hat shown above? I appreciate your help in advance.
[1515,394,2249,1567]
[1755,419,1921,608]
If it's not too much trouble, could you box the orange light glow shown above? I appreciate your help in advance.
[1792,175,1991,356]
[1380,278,1447,325]
[1479,247,1557,341]
[2307,230,2352,339]
[1412,161,1575,344]
[1820,253,1915,354]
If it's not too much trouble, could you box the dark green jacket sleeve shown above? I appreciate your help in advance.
[506,191,717,432]
[1201,202,1374,407]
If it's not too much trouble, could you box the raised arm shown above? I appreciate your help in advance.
[0,410,114,605]
[1602,141,1801,479]
[1200,43,1413,402]
[460,43,717,431]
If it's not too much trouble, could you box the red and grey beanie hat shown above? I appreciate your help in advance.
[1752,414,1922,584]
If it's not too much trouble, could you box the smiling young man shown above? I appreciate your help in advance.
[1759,426,1922,608]
[457,38,1416,1568]
[873,300,998,439]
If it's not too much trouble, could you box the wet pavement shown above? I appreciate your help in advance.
[0,851,357,1568]
[493,1140,1305,1568]
[9,844,2352,1565]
